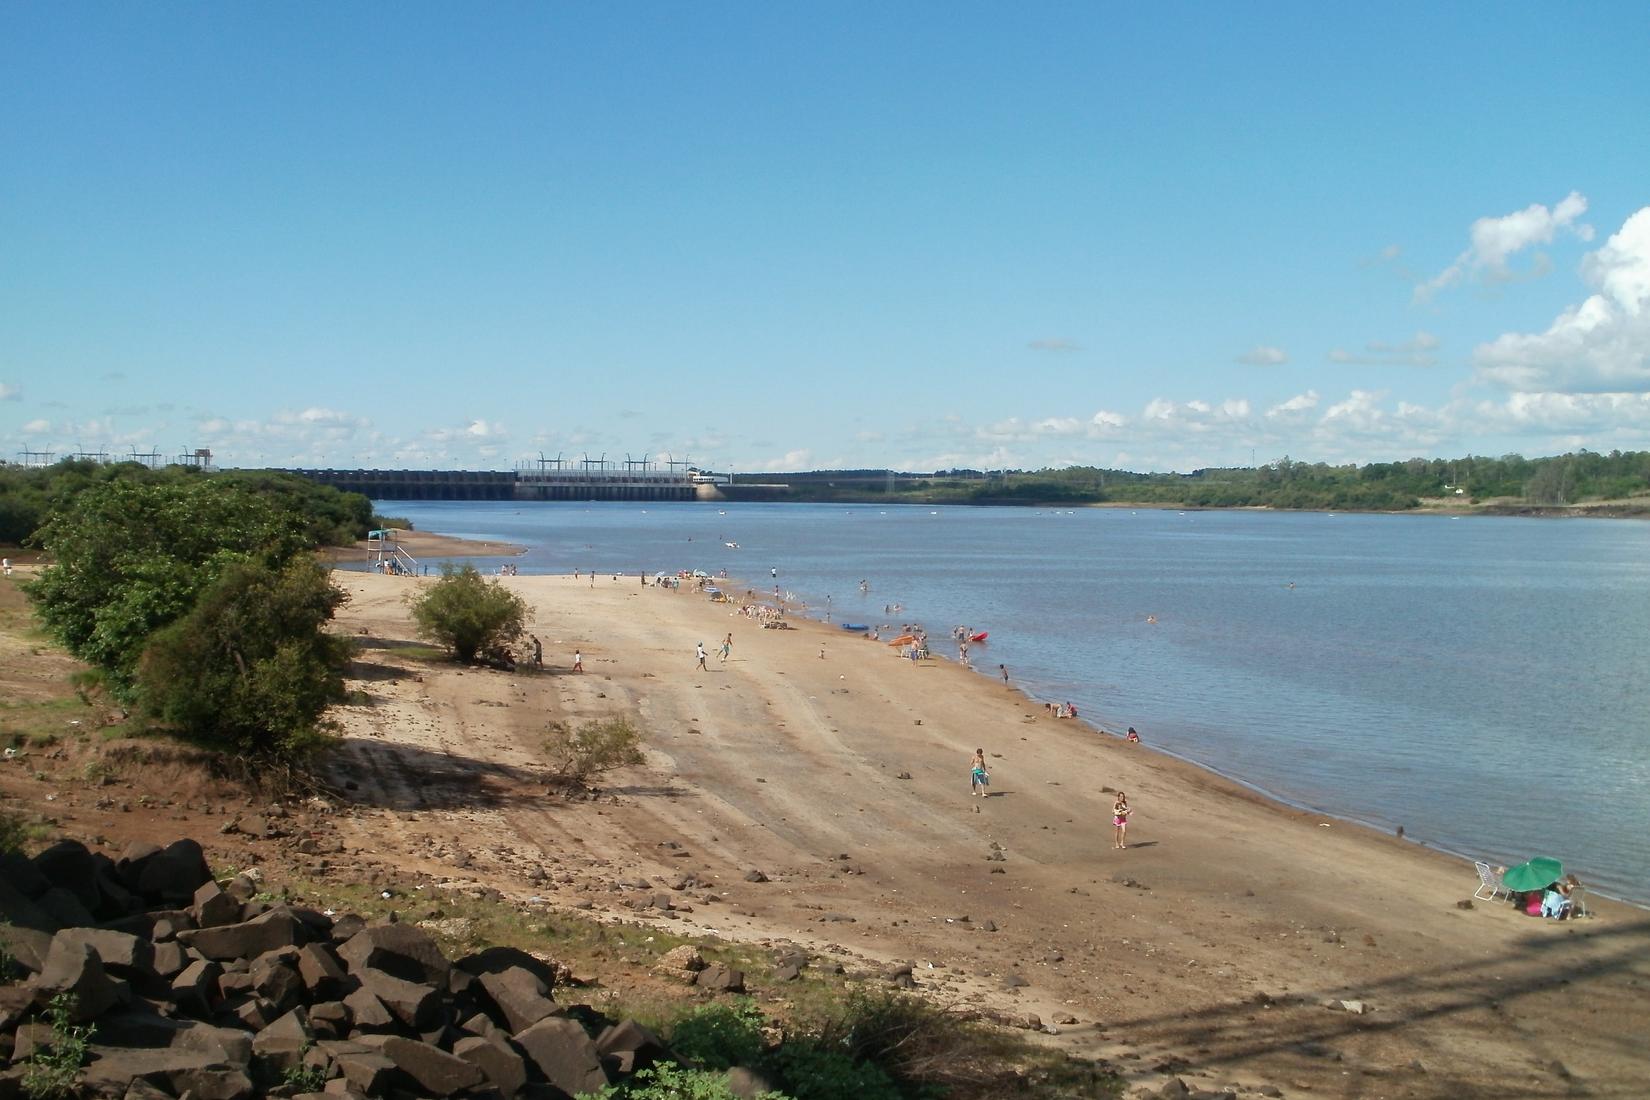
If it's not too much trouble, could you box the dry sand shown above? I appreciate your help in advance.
[326,569,1650,1098]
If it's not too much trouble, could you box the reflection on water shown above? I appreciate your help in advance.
[364,501,1650,904]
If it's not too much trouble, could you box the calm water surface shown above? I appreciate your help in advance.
[365,501,1650,904]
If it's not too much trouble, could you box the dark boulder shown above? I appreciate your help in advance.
[513,1017,608,1098]
[337,923,450,985]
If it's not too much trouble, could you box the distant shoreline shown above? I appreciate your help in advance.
[319,527,525,563]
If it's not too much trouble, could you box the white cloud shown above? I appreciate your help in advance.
[1267,391,1320,418]
[1474,206,1650,392]
[1236,345,1289,366]
[1328,331,1440,367]
[1416,191,1593,302]
[0,383,20,401]
[757,449,813,471]
[427,418,509,444]
[21,418,51,433]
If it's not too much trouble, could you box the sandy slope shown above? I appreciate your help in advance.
[327,570,1650,1099]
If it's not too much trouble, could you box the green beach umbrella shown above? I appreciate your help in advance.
[1502,857,1563,892]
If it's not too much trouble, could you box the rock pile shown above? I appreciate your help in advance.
[0,838,737,1099]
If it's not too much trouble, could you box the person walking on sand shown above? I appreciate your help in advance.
[695,642,708,671]
[573,649,583,673]
[2,557,10,577]
[1113,791,1132,848]
[530,635,543,670]
[720,633,732,662]
[970,748,991,804]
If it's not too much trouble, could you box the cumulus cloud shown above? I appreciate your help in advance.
[1266,391,1320,419]
[427,418,508,444]
[21,418,51,434]
[1027,338,1082,353]
[0,383,20,401]
[1474,206,1650,393]
[1417,191,1593,302]
[1236,345,1289,366]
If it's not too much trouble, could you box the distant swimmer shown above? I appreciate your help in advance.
[1145,615,1157,625]
[1287,581,1295,589]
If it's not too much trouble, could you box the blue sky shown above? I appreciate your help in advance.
[4,4,1649,473]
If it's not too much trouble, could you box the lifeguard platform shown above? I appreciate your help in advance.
[366,529,420,575]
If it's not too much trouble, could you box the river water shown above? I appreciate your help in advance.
[361,501,1650,904]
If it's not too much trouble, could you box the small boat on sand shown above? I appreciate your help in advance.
[840,623,869,632]
[888,634,916,646]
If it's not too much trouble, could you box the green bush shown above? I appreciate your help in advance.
[407,564,527,663]
[544,717,645,788]
[0,805,25,855]
[768,1045,900,1100]
[25,478,312,696]
[668,998,768,1070]
[22,992,95,1100]
[135,557,351,760]
[579,1061,790,1099]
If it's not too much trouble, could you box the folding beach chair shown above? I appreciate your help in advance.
[1568,885,1590,919]
[1473,861,1508,902]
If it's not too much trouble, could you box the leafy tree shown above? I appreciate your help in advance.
[407,563,527,663]
[136,557,351,759]
[214,470,375,546]
[25,479,312,696]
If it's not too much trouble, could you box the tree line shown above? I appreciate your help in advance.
[0,459,379,547]
[2,462,616,776]
[756,449,1650,511]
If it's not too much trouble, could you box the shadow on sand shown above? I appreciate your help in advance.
[1106,915,1650,1098]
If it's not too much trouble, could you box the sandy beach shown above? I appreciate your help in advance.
[323,569,1649,1098]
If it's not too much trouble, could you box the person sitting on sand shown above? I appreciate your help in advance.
[1126,727,1140,743]
[1113,791,1131,848]
[1542,874,1580,919]
[970,749,990,800]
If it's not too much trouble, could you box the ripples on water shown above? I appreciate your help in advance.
[366,501,1650,904]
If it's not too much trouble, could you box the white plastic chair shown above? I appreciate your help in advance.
[1473,861,1508,902]
[1568,885,1590,919]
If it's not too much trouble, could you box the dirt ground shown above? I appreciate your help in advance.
[4,565,1647,1099]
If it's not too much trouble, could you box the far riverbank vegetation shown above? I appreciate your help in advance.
[740,449,1650,513]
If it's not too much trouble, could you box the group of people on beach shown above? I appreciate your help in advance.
[968,747,1133,846]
